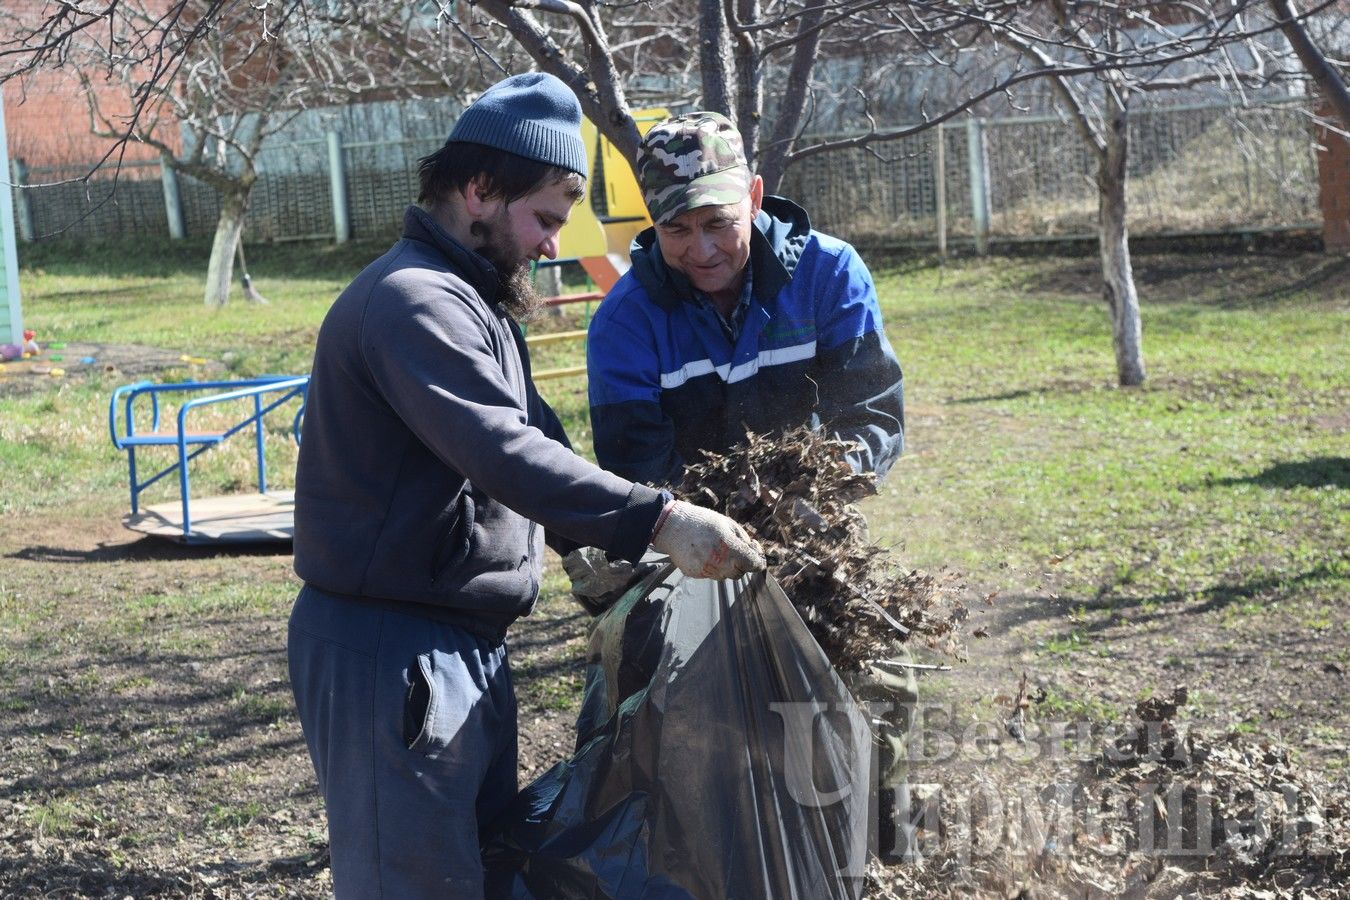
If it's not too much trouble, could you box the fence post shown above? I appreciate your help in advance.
[935,124,947,259]
[966,117,990,255]
[160,154,186,240]
[327,131,350,243]
[10,158,33,242]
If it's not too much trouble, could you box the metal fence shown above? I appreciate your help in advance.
[778,99,1322,248]
[8,98,1323,248]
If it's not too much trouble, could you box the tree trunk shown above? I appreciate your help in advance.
[1270,0,1350,129]
[756,0,825,193]
[1097,90,1145,386]
[203,191,247,308]
[733,0,762,167]
[476,0,640,168]
[699,0,733,117]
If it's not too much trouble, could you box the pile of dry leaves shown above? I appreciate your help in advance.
[1086,689,1349,896]
[676,427,966,671]
[864,687,1348,899]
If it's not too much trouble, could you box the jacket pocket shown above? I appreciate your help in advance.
[431,489,476,582]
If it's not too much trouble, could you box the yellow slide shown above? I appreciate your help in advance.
[557,108,667,292]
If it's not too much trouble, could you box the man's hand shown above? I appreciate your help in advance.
[562,546,651,616]
[650,501,766,580]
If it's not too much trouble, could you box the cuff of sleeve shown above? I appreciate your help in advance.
[610,485,672,564]
[649,499,676,539]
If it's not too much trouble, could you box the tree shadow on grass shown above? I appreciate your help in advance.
[1237,255,1350,307]
[948,378,1112,405]
[1211,457,1349,490]
[1008,561,1343,638]
[1007,249,1345,309]
[7,536,292,564]
[949,388,1042,405]
[0,626,306,795]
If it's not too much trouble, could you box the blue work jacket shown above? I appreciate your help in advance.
[587,196,905,486]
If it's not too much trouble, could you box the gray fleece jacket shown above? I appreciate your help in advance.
[293,206,666,637]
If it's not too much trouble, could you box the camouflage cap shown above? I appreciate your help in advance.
[636,112,752,225]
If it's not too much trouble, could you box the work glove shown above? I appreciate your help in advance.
[562,546,661,616]
[649,501,766,580]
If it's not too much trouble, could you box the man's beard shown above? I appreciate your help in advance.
[471,217,543,322]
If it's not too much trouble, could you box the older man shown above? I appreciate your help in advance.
[583,110,913,863]
[586,111,904,488]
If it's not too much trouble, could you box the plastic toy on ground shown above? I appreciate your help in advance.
[108,375,309,544]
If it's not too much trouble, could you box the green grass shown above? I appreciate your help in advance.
[206,800,264,830]
[121,582,288,619]
[865,255,1347,619]
[16,237,373,373]
[230,686,293,723]
[24,796,95,838]
[5,238,1347,629]
[1035,686,1120,723]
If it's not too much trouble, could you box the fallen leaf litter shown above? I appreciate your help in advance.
[676,427,967,670]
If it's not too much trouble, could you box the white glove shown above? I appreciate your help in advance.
[562,546,650,615]
[650,501,766,580]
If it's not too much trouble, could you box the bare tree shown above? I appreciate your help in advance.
[3,0,1338,358]
[464,0,996,192]
[969,2,1324,385]
[449,0,1323,387]
[1,0,470,306]
[1270,0,1350,127]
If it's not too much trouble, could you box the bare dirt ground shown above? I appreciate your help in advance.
[0,508,591,899]
[878,583,1349,898]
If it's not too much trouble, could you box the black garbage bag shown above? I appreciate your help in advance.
[483,567,871,899]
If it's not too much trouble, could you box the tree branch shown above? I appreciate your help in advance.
[476,0,641,164]
[1270,0,1350,126]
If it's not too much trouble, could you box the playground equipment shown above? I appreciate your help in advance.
[528,109,664,381]
[105,110,665,541]
[109,375,309,543]
[555,108,665,293]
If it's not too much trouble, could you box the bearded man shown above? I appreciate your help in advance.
[288,74,764,899]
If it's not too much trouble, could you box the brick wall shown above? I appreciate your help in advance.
[1,0,179,170]
[1316,102,1350,253]
[2,73,167,170]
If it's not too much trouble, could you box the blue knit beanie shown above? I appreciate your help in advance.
[448,72,588,178]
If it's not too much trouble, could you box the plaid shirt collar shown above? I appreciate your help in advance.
[696,262,753,343]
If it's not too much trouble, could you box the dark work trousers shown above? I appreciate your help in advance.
[287,585,518,900]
